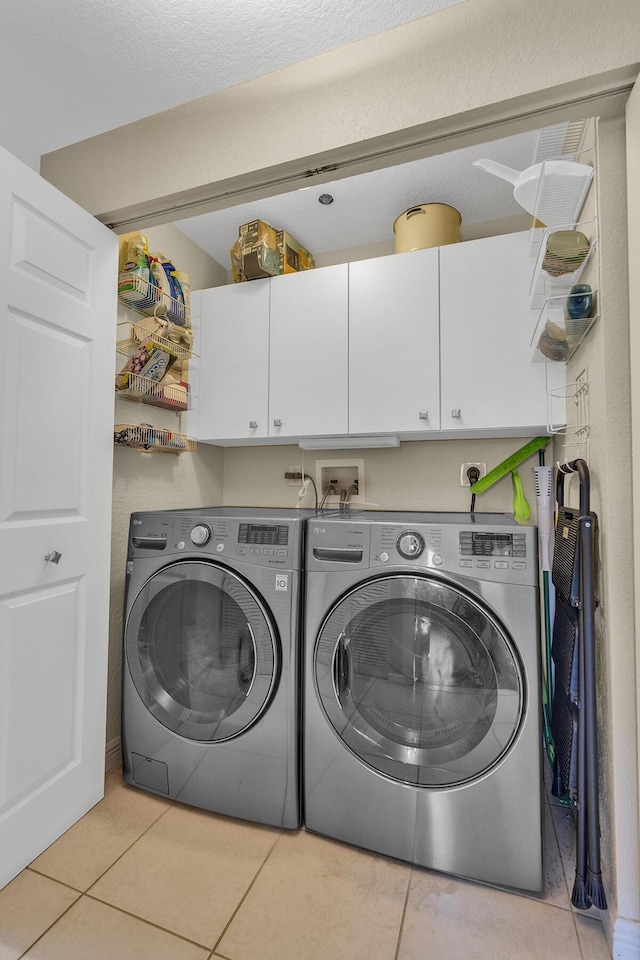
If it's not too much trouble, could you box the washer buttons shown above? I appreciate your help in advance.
[380,552,389,562]
[216,543,224,553]
[432,553,443,566]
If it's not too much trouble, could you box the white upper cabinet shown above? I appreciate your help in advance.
[269,264,348,438]
[439,232,551,433]
[196,232,559,445]
[199,280,270,441]
[349,248,440,434]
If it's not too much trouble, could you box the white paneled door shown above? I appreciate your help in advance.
[0,145,117,889]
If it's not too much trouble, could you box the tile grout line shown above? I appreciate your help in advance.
[15,893,81,960]
[212,831,285,955]
[82,797,175,895]
[26,866,85,895]
[393,866,414,960]
[82,891,213,951]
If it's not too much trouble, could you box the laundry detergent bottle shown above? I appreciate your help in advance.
[162,258,186,324]
[118,231,157,309]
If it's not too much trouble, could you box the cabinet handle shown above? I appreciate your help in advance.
[249,420,258,429]
[44,550,62,564]
[273,419,282,428]
[419,410,429,420]
[450,409,462,419]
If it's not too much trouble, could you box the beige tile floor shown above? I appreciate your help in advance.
[0,767,611,960]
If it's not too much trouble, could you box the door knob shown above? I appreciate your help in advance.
[419,410,429,420]
[44,550,62,564]
[273,419,282,428]
[451,409,461,419]
[249,420,258,429]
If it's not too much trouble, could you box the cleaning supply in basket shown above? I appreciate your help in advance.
[173,271,191,325]
[149,253,186,323]
[118,232,157,309]
[149,254,173,315]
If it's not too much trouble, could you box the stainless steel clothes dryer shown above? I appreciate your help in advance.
[122,507,306,829]
[304,512,543,891]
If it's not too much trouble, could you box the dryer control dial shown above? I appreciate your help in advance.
[190,523,212,546]
[396,531,425,560]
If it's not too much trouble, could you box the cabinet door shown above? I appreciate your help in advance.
[198,280,270,441]
[269,265,348,438]
[440,232,550,432]
[349,249,440,434]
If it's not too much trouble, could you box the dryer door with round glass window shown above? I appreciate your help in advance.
[126,561,279,742]
[314,574,524,786]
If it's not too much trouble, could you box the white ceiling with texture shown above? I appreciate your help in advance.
[2,0,467,170]
[175,130,537,265]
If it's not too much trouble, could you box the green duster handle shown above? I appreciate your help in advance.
[511,468,531,523]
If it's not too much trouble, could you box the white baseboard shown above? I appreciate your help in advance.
[105,737,122,772]
[603,911,640,960]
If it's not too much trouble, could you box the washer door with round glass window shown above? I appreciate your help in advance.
[126,561,279,742]
[314,574,524,787]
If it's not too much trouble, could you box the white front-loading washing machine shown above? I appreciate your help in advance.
[304,511,543,890]
[122,507,307,829]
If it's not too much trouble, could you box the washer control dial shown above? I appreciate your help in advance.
[190,523,212,546]
[396,531,425,560]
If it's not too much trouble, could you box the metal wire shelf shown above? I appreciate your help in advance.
[114,372,191,411]
[530,291,598,364]
[118,274,191,325]
[529,221,597,309]
[114,423,196,454]
[116,319,195,362]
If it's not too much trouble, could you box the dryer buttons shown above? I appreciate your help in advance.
[396,532,425,559]
[190,524,212,546]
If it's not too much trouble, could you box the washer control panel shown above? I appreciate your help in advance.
[360,517,537,585]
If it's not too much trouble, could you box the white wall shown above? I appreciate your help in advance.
[221,438,542,514]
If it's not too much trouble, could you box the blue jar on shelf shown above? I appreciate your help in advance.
[567,283,593,320]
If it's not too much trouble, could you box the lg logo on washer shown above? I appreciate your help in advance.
[275,574,289,591]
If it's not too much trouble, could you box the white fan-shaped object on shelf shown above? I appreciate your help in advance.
[473,158,593,226]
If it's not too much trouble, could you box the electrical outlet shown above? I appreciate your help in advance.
[285,464,303,486]
[460,462,487,487]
